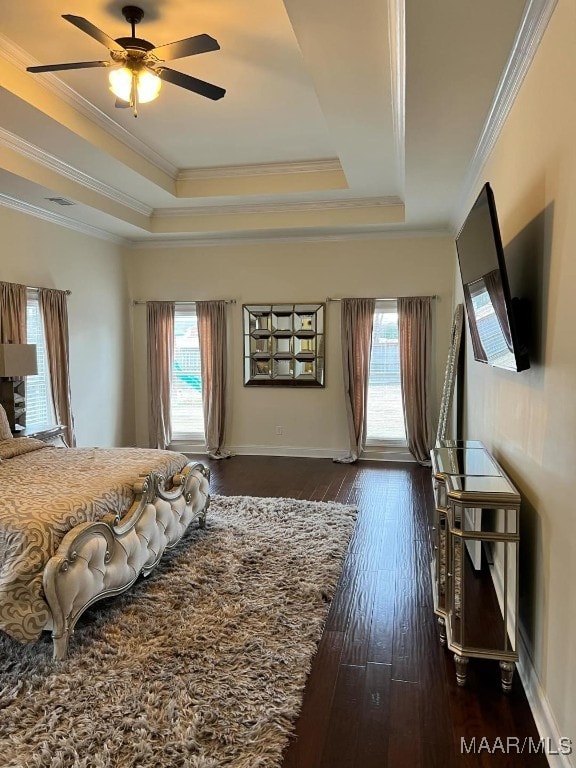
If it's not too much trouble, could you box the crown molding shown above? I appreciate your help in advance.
[177,159,343,181]
[0,192,126,244]
[389,0,406,195]
[0,32,177,179]
[126,226,450,249]
[152,195,404,218]
[0,127,153,217]
[452,0,558,232]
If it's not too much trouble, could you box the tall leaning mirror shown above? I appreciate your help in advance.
[436,303,464,444]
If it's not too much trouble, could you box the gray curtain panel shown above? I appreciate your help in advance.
[196,300,230,459]
[335,297,375,463]
[39,288,76,447]
[398,296,433,465]
[146,301,175,450]
[0,282,26,343]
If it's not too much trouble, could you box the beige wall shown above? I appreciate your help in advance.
[126,235,455,456]
[458,0,576,751]
[0,207,133,446]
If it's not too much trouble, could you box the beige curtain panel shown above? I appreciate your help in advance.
[146,302,175,450]
[0,282,27,344]
[335,297,376,463]
[398,296,433,465]
[197,300,230,459]
[39,288,76,447]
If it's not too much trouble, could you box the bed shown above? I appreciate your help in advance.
[0,417,210,661]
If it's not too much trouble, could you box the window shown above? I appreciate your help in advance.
[25,290,55,429]
[170,305,204,440]
[366,300,407,443]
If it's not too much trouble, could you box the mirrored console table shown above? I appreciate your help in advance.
[430,442,520,692]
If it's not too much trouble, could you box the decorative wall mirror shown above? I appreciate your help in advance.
[436,303,464,444]
[243,303,325,386]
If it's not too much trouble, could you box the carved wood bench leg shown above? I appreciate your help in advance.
[52,629,71,661]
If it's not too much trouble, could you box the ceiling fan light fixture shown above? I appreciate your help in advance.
[108,66,161,104]
[28,8,224,113]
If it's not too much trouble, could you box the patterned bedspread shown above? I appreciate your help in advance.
[0,438,189,642]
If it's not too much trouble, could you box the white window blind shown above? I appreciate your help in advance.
[470,284,514,367]
[25,290,55,429]
[170,305,205,439]
[366,300,407,443]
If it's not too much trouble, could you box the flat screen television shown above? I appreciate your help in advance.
[455,183,529,372]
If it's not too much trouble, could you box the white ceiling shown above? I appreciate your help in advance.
[0,0,529,244]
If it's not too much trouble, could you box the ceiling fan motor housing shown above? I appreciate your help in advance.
[114,37,154,53]
[116,5,153,54]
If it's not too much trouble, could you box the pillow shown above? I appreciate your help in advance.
[0,437,49,461]
[0,403,12,441]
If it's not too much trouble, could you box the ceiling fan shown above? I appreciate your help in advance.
[26,5,225,116]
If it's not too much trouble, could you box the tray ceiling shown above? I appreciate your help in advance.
[0,0,529,244]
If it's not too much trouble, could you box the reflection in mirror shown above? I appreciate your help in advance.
[273,311,292,332]
[274,337,292,356]
[249,336,271,356]
[249,358,271,379]
[273,359,293,378]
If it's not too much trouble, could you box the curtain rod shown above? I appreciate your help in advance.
[326,295,438,302]
[132,299,236,306]
[25,285,71,295]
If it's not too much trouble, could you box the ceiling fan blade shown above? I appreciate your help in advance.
[150,34,220,62]
[62,14,126,53]
[115,98,131,108]
[27,61,110,73]
[157,67,226,100]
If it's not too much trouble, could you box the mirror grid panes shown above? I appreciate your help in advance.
[243,304,325,386]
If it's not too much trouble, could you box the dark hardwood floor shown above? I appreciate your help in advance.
[188,455,547,768]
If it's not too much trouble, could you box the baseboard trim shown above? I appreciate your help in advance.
[222,445,416,461]
[228,445,342,459]
[172,443,416,461]
[516,626,573,768]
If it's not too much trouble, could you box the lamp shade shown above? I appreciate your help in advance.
[0,344,38,376]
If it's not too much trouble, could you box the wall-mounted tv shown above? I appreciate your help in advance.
[456,182,529,372]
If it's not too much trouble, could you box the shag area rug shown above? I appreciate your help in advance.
[0,494,357,768]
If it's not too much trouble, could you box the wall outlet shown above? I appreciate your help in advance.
[275,425,283,435]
